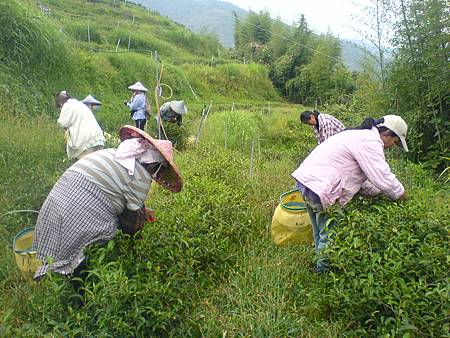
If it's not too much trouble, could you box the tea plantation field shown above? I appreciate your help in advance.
[0,0,448,336]
[0,105,448,337]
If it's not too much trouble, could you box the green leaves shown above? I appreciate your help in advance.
[324,160,449,336]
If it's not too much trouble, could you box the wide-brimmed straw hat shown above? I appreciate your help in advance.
[82,94,102,106]
[119,125,182,192]
[377,115,408,151]
[169,100,188,115]
[127,81,148,92]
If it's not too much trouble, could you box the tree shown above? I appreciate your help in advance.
[287,34,354,104]
[269,18,290,59]
[269,14,313,96]
[388,0,449,169]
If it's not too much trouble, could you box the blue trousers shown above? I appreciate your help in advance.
[304,198,335,273]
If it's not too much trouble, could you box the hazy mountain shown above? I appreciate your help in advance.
[132,0,372,70]
[340,39,369,71]
[132,0,246,48]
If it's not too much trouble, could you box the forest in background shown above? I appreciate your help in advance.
[233,0,449,170]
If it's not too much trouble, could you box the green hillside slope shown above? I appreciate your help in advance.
[0,0,280,124]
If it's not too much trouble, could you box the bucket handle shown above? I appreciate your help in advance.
[280,189,306,211]
[0,210,39,222]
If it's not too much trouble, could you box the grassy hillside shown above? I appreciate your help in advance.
[0,0,280,125]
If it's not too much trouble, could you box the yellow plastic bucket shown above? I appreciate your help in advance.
[13,227,41,273]
[271,189,313,246]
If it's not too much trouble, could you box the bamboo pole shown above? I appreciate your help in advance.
[195,106,207,145]
[154,51,162,139]
[249,139,255,178]
[87,23,91,45]
[195,103,212,145]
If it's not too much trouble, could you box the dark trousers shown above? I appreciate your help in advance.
[135,119,146,130]
[70,260,89,300]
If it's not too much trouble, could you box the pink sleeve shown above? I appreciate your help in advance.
[353,140,405,200]
[360,180,381,196]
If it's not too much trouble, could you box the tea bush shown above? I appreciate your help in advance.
[324,160,449,336]
[0,145,271,336]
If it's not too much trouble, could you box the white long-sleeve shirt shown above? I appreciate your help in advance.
[57,99,105,159]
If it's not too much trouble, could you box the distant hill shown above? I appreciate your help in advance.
[132,0,372,71]
[132,0,247,48]
[340,39,369,72]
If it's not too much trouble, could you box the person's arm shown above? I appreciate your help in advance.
[176,114,182,126]
[123,178,150,211]
[360,180,382,196]
[57,104,75,129]
[127,95,145,112]
[117,173,152,234]
[312,127,321,144]
[118,207,146,235]
[353,140,405,200]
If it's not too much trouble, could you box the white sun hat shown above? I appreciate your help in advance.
[82,94,102,106]
[169,100,188,115]
[127,81,148,92]
[377,115,408,151]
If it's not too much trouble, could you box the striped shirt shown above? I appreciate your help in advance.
[312,113,345,144]
[69,149,152,213]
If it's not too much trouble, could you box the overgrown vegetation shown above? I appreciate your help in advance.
[0,0,448,336]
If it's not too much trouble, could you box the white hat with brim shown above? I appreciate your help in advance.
[377,115,409,152]
[128,81,148,92]
[119,125,183,193]
[82,94,102,106]
[169,100,188,115]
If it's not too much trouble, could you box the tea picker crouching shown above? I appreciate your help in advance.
[157,100,188,127]
[56,91,105,160]
[32,126,182,282]
[300,110,345,144]
[293,115,408,273]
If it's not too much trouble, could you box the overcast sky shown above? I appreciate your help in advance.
[226,0,370,40]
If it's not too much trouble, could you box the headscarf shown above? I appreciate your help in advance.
[115,138,164,175]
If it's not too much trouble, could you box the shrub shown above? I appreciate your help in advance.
[324,160,449,336]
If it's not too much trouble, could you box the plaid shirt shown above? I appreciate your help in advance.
[312,113,345,144]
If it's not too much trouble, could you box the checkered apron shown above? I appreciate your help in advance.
[32,170,118,279]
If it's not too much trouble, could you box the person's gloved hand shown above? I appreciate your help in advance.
[145,208,156,222]
[118,207,146,235]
